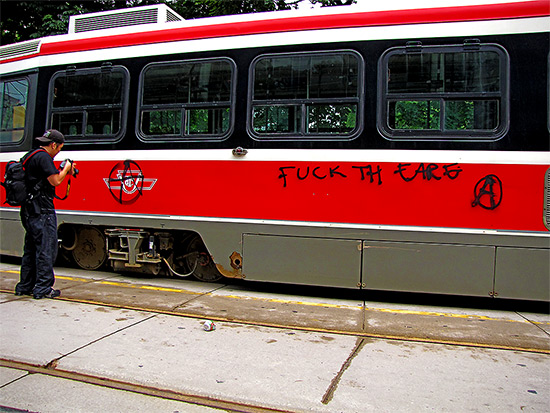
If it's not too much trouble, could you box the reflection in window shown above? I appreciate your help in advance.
[139,58,234,140]
[144,110,182,135]
[253,106,301,134]
[380,44,508,139]
[250,51,362,139]
[49,66,128,141]
[308,104,357,134]
[390,101,440,130]
[0,78,28,144]
[388,52,501,94]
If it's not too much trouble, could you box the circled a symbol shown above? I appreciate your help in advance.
[472,174,502,210]
[107,160,144,205]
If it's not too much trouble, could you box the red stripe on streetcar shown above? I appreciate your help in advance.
[2,159,545,233]
[3,1,548,64]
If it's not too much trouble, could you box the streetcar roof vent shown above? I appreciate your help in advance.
[0,39,40,61]
[68,4,183,35]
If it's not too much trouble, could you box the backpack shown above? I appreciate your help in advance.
[1,149,46,206]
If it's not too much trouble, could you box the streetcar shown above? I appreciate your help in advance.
[1,0,549,300]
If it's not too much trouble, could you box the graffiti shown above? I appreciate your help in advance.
[278,163,462,188]
[472,174,502,210]
[394,163,462,182]
[103,160,157,204]
[352,165,383,185]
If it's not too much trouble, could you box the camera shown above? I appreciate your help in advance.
[60,159,79,178]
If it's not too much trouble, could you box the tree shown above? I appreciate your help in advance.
[169,0,296,19]
[0,1,115,44]
[1,0,356,45]
[310,0,354,5]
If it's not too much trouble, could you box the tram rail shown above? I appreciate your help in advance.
[1,265,549,354]
[0,359,288,413]
[1,262,549,412]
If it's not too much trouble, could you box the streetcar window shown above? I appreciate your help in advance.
[249,51,363,140]
[378,43,509,140]
[138,58,235,141]
[0,78,29,145]
[48,66,129,143]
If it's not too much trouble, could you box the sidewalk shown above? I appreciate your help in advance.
[1,291,549,412]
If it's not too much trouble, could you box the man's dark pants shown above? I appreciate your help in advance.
[16,211,58,296]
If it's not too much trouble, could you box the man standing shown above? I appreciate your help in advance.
[15,129,76,299]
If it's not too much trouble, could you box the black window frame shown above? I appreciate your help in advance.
[248,49,364,141]
[137,57,236,143]
[47,64,129,144]
[377,42,510,141]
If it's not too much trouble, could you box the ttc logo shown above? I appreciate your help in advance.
[103,160,157,204]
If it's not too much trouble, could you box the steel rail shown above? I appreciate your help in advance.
[0,359,293,413]
[2,286,548,355]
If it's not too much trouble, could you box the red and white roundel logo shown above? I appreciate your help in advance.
[103,160,157,204]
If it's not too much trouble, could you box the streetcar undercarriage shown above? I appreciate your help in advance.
[58,224,223,282]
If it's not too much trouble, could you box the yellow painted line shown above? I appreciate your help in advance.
[29,296,550,355]
[56,275,91,283]
[2,270,204,295]
[214,294,550,326]
[56,276,203,295]
[1,287,548,354]
[2,270,549,326]
[366,307,502,321]
[91,280,203,295]
[139,285,194,293]
[221,294,363,310]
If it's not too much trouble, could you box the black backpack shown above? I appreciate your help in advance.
[1,149,46,206]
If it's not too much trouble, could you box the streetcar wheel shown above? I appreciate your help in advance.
[71,226,107,270]
[184,235,223,282]
[58,224,78,251]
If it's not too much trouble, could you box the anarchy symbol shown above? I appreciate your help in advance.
[107,160,144,205]
[472,174,502,210]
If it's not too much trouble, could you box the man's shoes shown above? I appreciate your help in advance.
[14,290,32,296]
[33,289,61,300]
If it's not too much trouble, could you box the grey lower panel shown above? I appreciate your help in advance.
[2,206,548,300]
[242,234,361,288]
[495,247,550,301]
[362,241,495,297]
[0,218,24,257]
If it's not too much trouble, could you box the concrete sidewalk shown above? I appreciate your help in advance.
[1,264,549,353]
[1,292,549,412]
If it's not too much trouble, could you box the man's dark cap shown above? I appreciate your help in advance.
[36,129,65,144]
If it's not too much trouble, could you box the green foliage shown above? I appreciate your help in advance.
[310,0,355,5]
[393,100,481,131]
[394,101,440,130]
[1,1,104,44]
[253,104,357,135]
[168,0,294,18]
[445,101,474,130]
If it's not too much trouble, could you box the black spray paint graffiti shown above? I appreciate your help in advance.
[472,174,502,210]
[393,163,462,181]
[106,160,145,205]
[278,163,462,188]
[352,165,383,185]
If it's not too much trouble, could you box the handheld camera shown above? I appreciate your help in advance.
[60,159,79,178]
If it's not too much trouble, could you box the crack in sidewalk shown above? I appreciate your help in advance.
[321,336,367,405]
[41,314,158,370]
